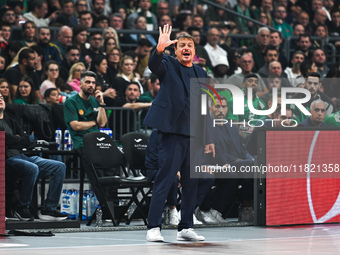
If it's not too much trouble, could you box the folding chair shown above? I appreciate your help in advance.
[121,132,153,224]
[83,132,150,226]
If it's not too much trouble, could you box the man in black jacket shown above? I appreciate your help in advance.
[0,94,67,221]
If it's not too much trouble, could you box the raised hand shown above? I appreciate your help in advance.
[156,24,178,53]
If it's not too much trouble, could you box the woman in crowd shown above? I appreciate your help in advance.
[13,76,39,104]
[20,21,37,47]
[72,24,88,54]
[103,37,117,55]
[67,62,85,92]
[102,27,120,50]
[0,78,12,103]
[114,55,143,99]
[0,53,8,77]
[106,46,121,78]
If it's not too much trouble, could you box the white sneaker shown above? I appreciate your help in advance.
[146,227,164,242]
[177,228,205,241]
[194,207,219,224]
[193,213,203,225]
[209,209,228,223]
[169,209,179,225]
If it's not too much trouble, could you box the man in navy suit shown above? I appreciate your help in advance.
[144,24,215,242]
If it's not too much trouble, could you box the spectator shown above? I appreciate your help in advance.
[296,34,313,61]
[106,47,121,78]
[284,50,305,87]
[322,0,334,21]
[20,21,37,47]
[248,27,270,72]
[187,26,211,67]
[81,31,103,70]
[75,0,88,17]
[253,0,274,25]
[307,8,327,35]
[300,60,318,78]
[114,55,143,99]
[174,13,192,32]
[1,8,17,26]
[93,15,109,29]
[208,56,229,83]
[0,78,12,103]
[0,23,11,49]
[72,24,88,54]
[3,48,40,99]
[44,87,60,105]
[258,45,279,78]
[134,38,153,78]
[296,11,313,35]
[204,27,229,70]
[298,99,328,127]
[267,61,292,88]
[78,10,93,28]
[67,62,85,92]
[127,0,158,31]
[13,76,39,104]
[23,0,58,27]
[110,13,124,30]
[102,37,117,56]
[329,8,340,38]
[234,0,255,39]
[324,111,340,127]
[312,48,329,78]
[156,0,169,21]
[63,71,107,152]
[59,46,80,82]
[101,27,120,50]
[313,24,328,48]
[90,0,111,18]
[272,5,293,38]
[269,31,288,70]
[36,27,63,65]
[54,26,73,59]
[290,23,306,50]
[2,93,67,221]
[54,0,78,27]
[0,53,8,77]
[158,14,172,28]
[139,73,160,102]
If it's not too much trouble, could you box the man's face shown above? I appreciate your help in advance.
[80,14,93,28]
[313,49,326,67]
[139,0,151,11]
[310,101,326,124]
[81,76,96,95]
[151,79,160,96]
[192,16,204,28]
[293,24,305,36]
[262,0,273,11]
[268,77,281,90]
[243,77,258,97]
[331,11,340,26]
[66,49,80,65]
[58,28,73,47]
[3,10,16,24]
[62,2,74,16]
[191,30,201,44]
[275,110,293,127]
[297,13,309,27]
[25,53,37,71]
[269,61,282,76]
[157,2,169,16]
[89,34,102,50]
[265,50,278,64]
[292,53,304,69]
[275,6,287,19]
[240,54,254,73]
[125,84,140,101]
[315,26,326,38]
[93,0,105,15]
[207,28,220,47]
[136,45,151,58]
[298,36,311,51]
[324,0,334,9]
[270,32,282,47]
[1,26,11,41]
[46,90,60,104]
[315,10,327,24]
[174,37,195,66]
[0,57,5,71]
[210,99,228,120]
[76,0,87,13]
[110,16,123,29]
[305,76,320,96]
[36,3,48,18]
[257,30,270,47]
[38,28,51,44]
[159,15,172,27]
[312,0,323,11]
[96,19,109,28]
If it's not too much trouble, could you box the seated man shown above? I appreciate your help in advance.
[298,100,329,127]
[198,95,255,222]
[1,93,67,221]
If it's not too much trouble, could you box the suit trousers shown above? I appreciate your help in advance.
[147,132,199,231]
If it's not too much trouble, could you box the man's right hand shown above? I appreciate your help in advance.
[156,24,178,54]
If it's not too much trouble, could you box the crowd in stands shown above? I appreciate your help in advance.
[1,0,340,223]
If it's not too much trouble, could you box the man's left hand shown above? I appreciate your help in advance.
[205,143,215,158]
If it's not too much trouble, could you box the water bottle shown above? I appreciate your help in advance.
[96,206,103,227]
[64,129,70,150]
[55,128,62,150]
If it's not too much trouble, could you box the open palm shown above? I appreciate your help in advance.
[157,24,178,52]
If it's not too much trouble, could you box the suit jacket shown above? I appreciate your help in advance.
[144,50,212,144]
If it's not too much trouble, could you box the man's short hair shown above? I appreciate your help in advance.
[270,30,283,39]
[310,99,325,111]
[66,45,80,53]
[174,33,195,48]
[80,71,97,81]
[79,10,92,18]
[110,12,123,20]
[258,27,270,34]
[306,72,321,80]
[44,87,58,99]
[137,38,153,48]
[149,73,159,84]
[127,82,140,91]
[89,30,102,38]
[30,45,44,57]
[264,45,279,56]
[209,94,227,106]
[38,26,50,34]
[61,0,74,8]
[33,0,47,9]
[243,73,258,83]
[18,48,35,64]
[292,50,305,59]
[298,33,311,42]
[187,26,200,35]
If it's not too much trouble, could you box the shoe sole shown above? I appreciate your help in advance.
[14,212,34,221]
[39,214,68,221]
[177,237,205,241]
[146,237,164,242]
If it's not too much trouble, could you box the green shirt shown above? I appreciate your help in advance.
[324,111,340,127]
[64,94,100,149]
[139,91,155,103]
